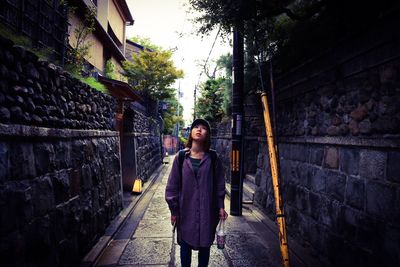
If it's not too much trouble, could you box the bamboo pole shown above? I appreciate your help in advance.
[260,92,290,267]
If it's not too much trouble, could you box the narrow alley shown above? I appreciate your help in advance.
[1,1,399,267]
[82,156,322,267]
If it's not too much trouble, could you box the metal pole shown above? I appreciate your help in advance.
[260,93,290,267]
[230,25,244,216]
[177,80,181,150]
[193,85,197,120]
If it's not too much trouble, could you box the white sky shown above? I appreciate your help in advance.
[126,0,232,125]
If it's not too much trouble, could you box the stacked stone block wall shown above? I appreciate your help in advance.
[123,105,162,182]
[211,120,231,183]
[0,36,122,267]
[254,14,400,266]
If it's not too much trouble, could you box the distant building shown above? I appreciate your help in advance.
[67,0,134,81]
[0,0,68,62]
[125,39,145,62]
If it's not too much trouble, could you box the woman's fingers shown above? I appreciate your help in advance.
[219,209,228,220]
[171,215,178,225]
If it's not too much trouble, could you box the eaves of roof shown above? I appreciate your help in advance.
[98,75,141,102]
[116,0,134,25]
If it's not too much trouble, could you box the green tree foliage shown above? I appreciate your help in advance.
[194,53,232,122]
[105,59,116,79]
[162,96,184,134]
[189,0,399,72]
[216,54,233,116]
[129,36,163,51]
[125,37,185,134]
[66,5,96,75]
[195,78,225,123]
[123,37,184,100]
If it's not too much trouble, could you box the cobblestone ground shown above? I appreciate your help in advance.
[113,156,283,267]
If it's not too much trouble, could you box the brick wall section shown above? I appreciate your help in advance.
[0,36,122,267]
[254,14,400,266]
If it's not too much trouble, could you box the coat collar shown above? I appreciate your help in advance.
[185,148,210,165]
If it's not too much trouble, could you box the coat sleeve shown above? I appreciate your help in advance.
[215,155,226,209]
[165,154,180,216]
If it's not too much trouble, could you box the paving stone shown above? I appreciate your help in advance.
[174,244,228,267]
[143,205,171,220]
[224,215,255,234]
[133,219,172,238]
[224,233,274,266]
[119,238,172,265]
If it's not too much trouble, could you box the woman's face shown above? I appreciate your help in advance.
[191,124,208,142]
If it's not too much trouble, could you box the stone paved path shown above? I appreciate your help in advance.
[94,155,317,267]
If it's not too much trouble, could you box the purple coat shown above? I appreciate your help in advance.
[165,150,225,248]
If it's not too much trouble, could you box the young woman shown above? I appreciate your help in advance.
[165,118,228,267]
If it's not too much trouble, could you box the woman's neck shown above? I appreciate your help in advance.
[191,141,205,154]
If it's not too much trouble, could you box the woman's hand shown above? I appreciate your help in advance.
[219,208,228,221]
[171,215,178,225]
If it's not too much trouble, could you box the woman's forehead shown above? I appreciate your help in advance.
[193,123,207,128]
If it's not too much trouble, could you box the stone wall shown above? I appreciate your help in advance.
[211,120,231,182]
[123,104,162,184]
[254,14,400,266]
[0,36,122,267]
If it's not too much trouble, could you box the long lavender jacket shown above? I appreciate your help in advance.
[165,150,225,248]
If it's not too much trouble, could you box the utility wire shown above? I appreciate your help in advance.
[196,25,222,88]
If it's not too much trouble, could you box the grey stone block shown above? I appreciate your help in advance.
[308,146,324,166]
[0,142,9,182]
[284,182,297,205]
[308,191,322,220]
[338,206,361,240]
[366,180,396,221]
[52,170,71,205]
[339,148,360,175]
[345,175,365,210]
[356,214,381,252]
[10,143,36,180]
[256,154,264,169]
[310,168,326,193]
[54,141,71,169]
[382,225,400,266]
[318,198,343,231]
[359,150,386,180]
[80,164,92,191]
[34,143,55,176]
[387,151,400,182]
[325,170,346,202]
[71,140,86,167]
[290,144,308,162]
[323,147,339,169]
[296,163,315,189]
[32,175,55,216]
